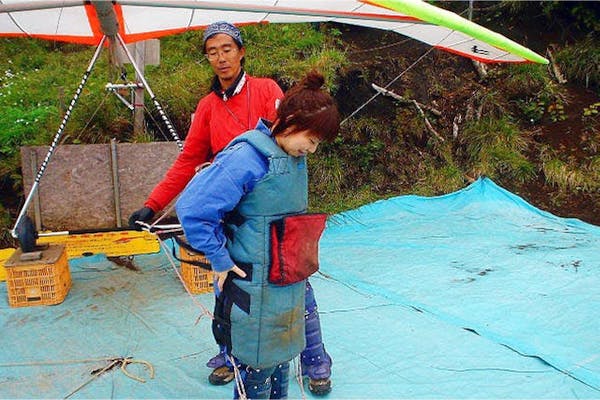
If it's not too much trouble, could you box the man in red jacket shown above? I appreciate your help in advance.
[133,23,282,215]
[129,22,333,395]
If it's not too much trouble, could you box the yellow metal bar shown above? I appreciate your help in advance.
[37,230,159,259]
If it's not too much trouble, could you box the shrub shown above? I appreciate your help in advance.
[460,117,535,182]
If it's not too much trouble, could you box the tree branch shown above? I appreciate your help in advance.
[371,84,441,116]
[372,83,445,142]
[546,46,567,84]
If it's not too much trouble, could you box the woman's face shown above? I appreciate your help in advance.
[276,127,322,157]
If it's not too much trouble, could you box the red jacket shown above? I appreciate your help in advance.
[145,75,284,212]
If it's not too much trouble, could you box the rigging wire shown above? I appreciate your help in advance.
[340,15,467,127]
[143,102,173,142]
[346,37,413,54]
[340,45,435,126]
[71,91,111,144]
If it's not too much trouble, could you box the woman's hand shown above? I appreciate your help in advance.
[214,265,247,292]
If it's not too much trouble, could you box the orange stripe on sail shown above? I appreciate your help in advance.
[121,27,202,44]
[113,3,126,39]
[112,3,199,43]
[358,0,421,22]
[0,32,98,45]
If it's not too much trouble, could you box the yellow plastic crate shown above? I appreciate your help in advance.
[178,239,213,294]
[4,244,71,308]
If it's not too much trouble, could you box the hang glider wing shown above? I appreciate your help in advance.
[0,0,548,64]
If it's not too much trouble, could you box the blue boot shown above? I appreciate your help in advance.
[206,345,228,369]
[301,281,332,395]
[233,363,289,399]
[207,345,235,385]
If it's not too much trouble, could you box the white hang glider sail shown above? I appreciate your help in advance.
[0,0,548,64]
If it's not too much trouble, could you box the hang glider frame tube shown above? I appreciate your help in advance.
[0,1,82,13]
[115,34,183,150]
[105,83,145,111]
[10,32,183,241]
[118,0,424,24]
[11,35,107,240]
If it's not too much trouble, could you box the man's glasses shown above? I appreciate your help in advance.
[205,45,238,61]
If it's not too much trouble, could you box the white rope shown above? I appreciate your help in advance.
[1,356,154,399]
[293,356,307,399]
[0,356,121,368]
[157,238,213,319]
[150,199,179,229]
[229,355,247,400]
[145,163,211,233]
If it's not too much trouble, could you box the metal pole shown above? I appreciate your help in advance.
[29,150,42,231]
[0,1,81,13]
[133,41,146,139]
[116,34,183,150]
[468,0,474,21]
[11,36,108,238]
[110,139,123,227]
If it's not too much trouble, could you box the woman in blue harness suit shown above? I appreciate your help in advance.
[176,70,340,399]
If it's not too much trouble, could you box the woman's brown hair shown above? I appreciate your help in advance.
[272,70,340,142]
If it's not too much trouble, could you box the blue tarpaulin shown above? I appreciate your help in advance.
[1,177,599,398]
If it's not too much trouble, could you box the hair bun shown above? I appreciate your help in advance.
[303,70,325,90]
[274,69,340,143]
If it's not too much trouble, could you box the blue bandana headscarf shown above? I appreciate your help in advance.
[202,21,243,52]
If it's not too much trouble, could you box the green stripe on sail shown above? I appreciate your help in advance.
[369,0,548,64]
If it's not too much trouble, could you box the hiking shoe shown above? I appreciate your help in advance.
[308,377,332,396]
[208,366,234,385]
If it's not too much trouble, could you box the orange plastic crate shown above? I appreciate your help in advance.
[179,242,213,294]
[4,244,71,307]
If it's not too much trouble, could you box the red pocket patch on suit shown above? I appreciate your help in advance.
[269,213,327,286]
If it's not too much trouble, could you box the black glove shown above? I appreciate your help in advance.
[128,206,156,230]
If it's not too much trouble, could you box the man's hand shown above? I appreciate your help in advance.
[214,265,247,292]
[128,207,155,230]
